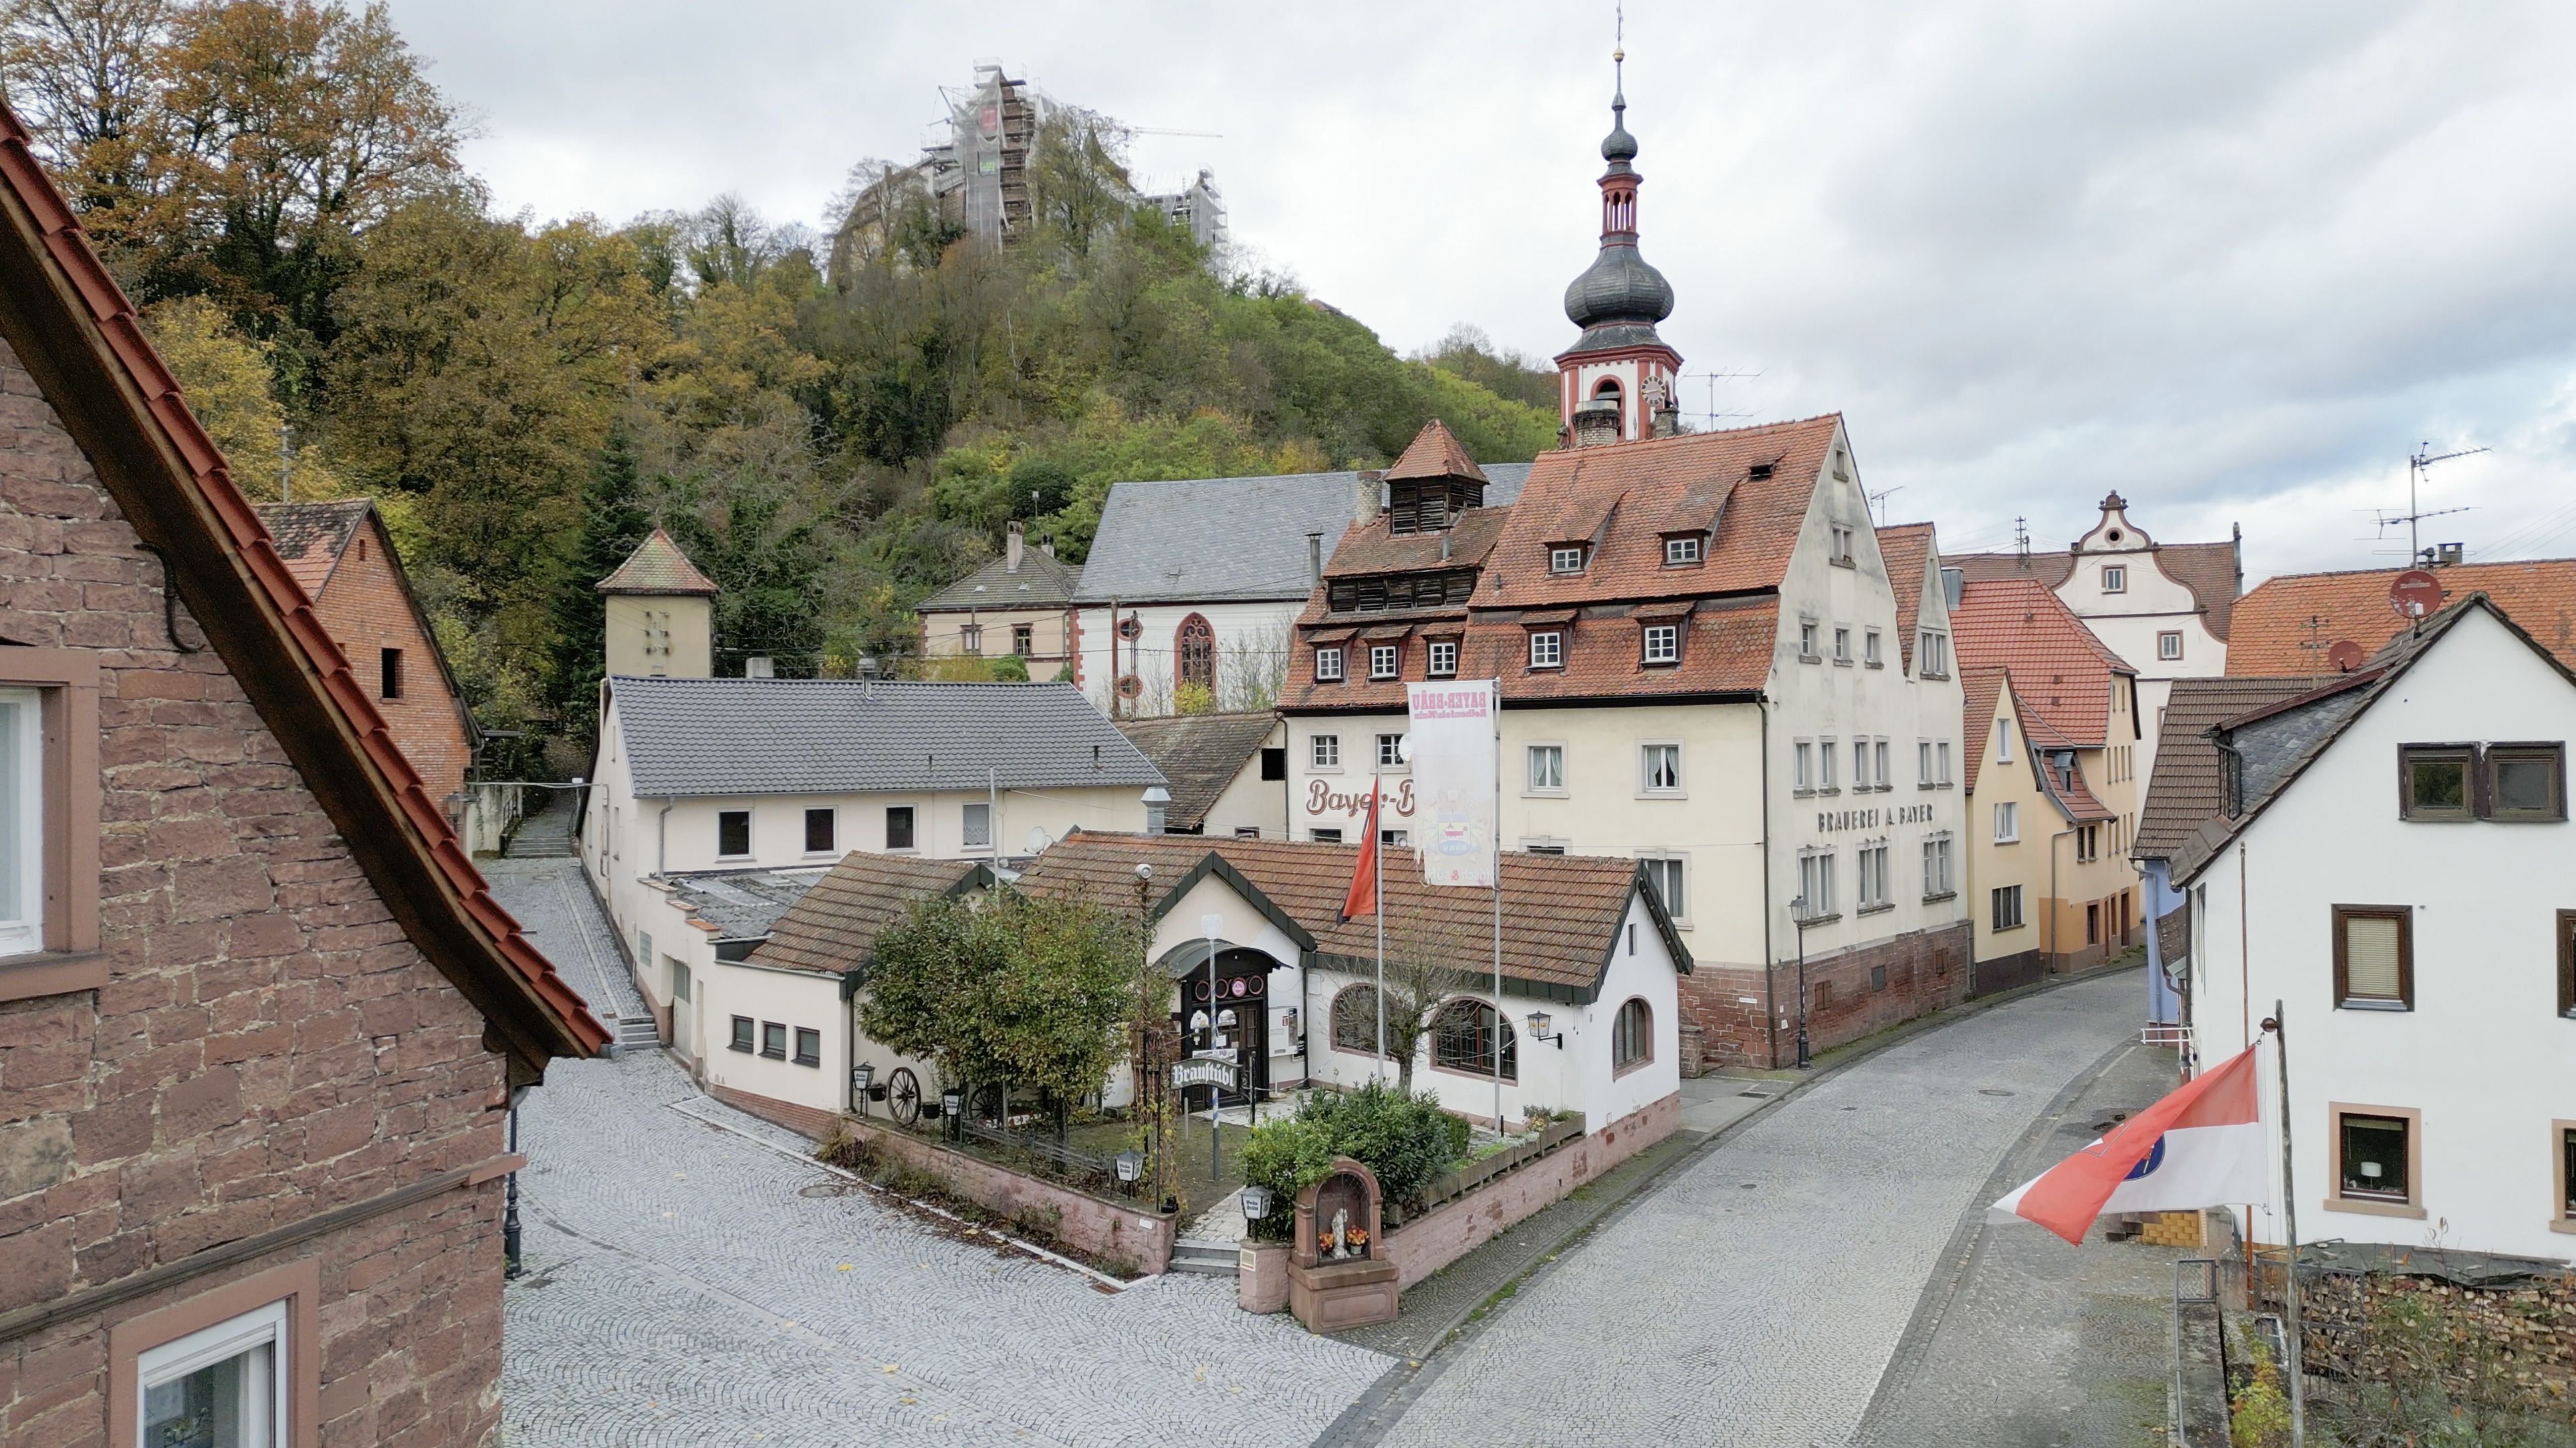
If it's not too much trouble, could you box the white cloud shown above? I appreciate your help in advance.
[381,0,2576,586]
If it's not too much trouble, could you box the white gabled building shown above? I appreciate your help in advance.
[2165,594,2576,1263]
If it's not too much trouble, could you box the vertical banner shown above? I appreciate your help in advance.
[1407,680,1499,887]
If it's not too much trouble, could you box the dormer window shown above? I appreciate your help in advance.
[1549,546,1586,575]
[1664,535,1702,566]
[2101,564,2127,593]
[1529,631,1564,670]
[1315,646,1346,682]
[1369,643,1400,680]
[1748,462,1775,481]
[1427,639,1458,677]
[1642,624,1679,665]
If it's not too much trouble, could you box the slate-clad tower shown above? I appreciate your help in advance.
[1556,51,1683,447]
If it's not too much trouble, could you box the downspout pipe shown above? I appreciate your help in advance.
[1759,697,1778,1068]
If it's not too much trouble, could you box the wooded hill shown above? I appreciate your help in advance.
[0,1,1558,773]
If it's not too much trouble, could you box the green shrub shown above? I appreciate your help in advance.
[1297,1083,1470,1213]
[1239,1117,1335,1242]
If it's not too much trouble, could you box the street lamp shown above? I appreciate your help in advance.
[1200,911,1226,1179]
[941,1085,964,1140]
[1791,893,1812,1069]
[850,1062,874,1118]
[1524,1010,1563,1050]
[1241,1183,1274,1223]
[1114,1150,1144,1196]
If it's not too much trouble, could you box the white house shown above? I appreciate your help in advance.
[582,675,1164,1043]
[2165,594,2576,1263]
[1116,710,1290,839]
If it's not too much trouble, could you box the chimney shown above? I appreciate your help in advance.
[1355,470,1383,527]
[745,656,775,679]
[1006,520,1025,574]
[1041,537,1056,558]
[1307,531,1324,584]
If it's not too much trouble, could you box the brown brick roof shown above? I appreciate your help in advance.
[1949,539,2243,641]
[1015,832,1688,1001]
[747,853,991,977]
[2225,559,2576,677]
[2132,675,2319,860]
[1878,521,1936,672]
[598,527,719,596]
[1383,418,1487,483]
[1115,711,1277,831]
[0,102,606,1065]
[1951,578,2133,748]
[1473,416,1843,610]
[1280,595,1778,712]
[1961,667,2008,794]
[1321,505,1510,581]
[258,497,372,599]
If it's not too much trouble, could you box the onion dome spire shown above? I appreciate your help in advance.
[1561,40,1674,350]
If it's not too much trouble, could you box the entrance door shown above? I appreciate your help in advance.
[1178,949,1271,1109]
[670,959,692,1054]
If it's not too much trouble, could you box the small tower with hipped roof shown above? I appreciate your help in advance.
[598,527,719,678]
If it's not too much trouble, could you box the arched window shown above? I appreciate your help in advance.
[1592,378,1623,401]
[1331,985,1381,1055]
[1612,997,1652,1070]
[1433,999,1516,1082]
[1176,614,1216,692]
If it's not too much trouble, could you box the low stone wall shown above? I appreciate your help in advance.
[708,1081,848,1144]
[1380,1092,1679,1292]
[1679,923,1973,1068]
[838,1115,1178,1277]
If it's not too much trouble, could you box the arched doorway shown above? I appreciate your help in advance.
[1176,613,1216,695]
[1159,942,1281,1107]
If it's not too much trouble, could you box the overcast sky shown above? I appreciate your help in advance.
[380,0,2576,585]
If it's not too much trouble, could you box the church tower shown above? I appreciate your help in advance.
[1556,47,1682,447]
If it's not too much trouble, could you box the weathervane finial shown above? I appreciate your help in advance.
[1613,3,1626,102]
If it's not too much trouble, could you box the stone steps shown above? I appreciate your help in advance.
[1167,1240,1239,1277]
[611,1014,661,1051]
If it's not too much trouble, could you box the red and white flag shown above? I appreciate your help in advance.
[1339,781,1381,922]
[1988,1042,2270,1245]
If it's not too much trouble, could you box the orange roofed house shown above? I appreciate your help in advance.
[1276,75,1971,1069]
[1950,578,2144,993]
[0,103,605,1446]
[2226,558,2576,679]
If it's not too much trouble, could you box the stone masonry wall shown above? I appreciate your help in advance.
[1679,922,1972,1069]
[309,518,472,815]
[0,338,515,1445]
[1381,1092,1678,1292]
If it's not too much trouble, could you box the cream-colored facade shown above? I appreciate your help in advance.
[1965,676,2144,979]
[604,592,713,679]
[919,605,1072,666]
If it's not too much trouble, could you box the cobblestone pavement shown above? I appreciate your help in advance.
[1371,970,2142,1448]
[485,854,647,1027]
[486,865,1391,1448]
[1854,1039,2189,1448]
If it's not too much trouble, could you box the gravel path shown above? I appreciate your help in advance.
[1371,971,2142,1448]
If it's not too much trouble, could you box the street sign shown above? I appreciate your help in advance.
[2388,570,2443,620]
[1169,1057,1238,1091]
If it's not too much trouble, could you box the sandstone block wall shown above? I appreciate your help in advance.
[1678,922,1973,1068]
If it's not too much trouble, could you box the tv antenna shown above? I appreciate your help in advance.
[2377,442,2486,565]
[1866,486,1904,525]
[1685,369,1762,427]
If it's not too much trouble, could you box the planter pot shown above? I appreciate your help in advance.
[1238,1240,1289,1314]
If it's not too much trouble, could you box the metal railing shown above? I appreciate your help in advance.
[2172,1257,2231,1446]
[946,1114,1118,1189]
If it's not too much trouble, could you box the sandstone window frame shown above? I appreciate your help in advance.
[107,1258,321,1448]
[0,648,103,1004]
[2326,1102,2425,1219]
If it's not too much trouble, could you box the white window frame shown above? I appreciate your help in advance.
[1638,741,1684,797]
[1642,624,1679,665]
[1797,850,1837,919]
[1993,883,2025,931]
[1852,739,1872,789]
[1819,738,1838,790]
[962,801,992,851]
[1315,646,1346,682]
[1874,739,1891,792]
[1859,841,1891,909]
[1917,739,1933,789]
[0,690,45,958]
[1994,800,2019,843]
[1525,743,1566,796]
[1427,639,1458,677]
[1833,626,1851,663]
[1549,546,1585,574]
[1798,619,1820,658]
[1637,853,1687,923]
[1938,740,1953,785]
[1922,833,1955,897]
[2101,564,2127,594]
[1529,631,1563,669]
[1369,643,1399,680]
[1919,631,1950,676]
[1864,629,1882,667]
[1311,734,1341,770]
[2158,630,2185,661]
[138,1299,288,1448]
[1829,524,1854,563]
[1996,716,2014,763]
[1664,535,1702,565]
[1375,733,1406,769]
[1794,740,1814,791]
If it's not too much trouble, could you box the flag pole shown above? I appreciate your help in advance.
[1373,766,1386,1088]
[1490,681,1503,1133]
[2262,1001,2307,1446]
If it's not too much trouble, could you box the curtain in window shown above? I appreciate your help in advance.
[2344,916,2403,997]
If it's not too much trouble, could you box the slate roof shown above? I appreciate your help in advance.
[1878,521,1937,673]
[257,498,372,599]
[1949,540,2244,642]
[916,546,1081,613]
[1074,464,1532,604]
[607,677,1165,798]
[1951,578,2134,748]
[598,528,720,596]
[0,100,605,1065]
[748,854,993,976]
[1114,711,1278,831]
[667,868,832,946]
[2226,559,2576,677]
[1015,833,1689,1001]
[748,854,993,977]
[2132,676,2321,861]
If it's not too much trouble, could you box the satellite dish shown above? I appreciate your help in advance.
[2327,639,2365,673]
[2388,569,2443,620]
[1026,826,1052,854]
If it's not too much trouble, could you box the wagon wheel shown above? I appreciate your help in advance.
[973,1082,1007,1124]
[886,1067,921,1125]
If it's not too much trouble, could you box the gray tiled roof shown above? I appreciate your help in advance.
[1114,711,1277,830]
[608,677,1167,798]
[1074,464,1532,604]
[916,547,1081,612]
[666,868,831,943]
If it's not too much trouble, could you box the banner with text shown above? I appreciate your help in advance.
[1406,680,1499,887]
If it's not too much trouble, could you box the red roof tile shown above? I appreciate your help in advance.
[1950,578,2133,748]
[2226,559,2576,677]
[1383,419,1488,484]
[257,498,372,600]
[598,527,720,596]
[1960,667,2008,794]
[1878,522,1936,672]
[1280,597,1778,712]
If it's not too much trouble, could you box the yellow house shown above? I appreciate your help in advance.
[915,522,1080,676]
[1954,578,2144,992]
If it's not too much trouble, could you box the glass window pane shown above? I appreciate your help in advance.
[0,698,21,925]
[2344,915,2403,998]
[2340,1115,2408,1198]
[2495,754,2558,814]
[2408,754,2467,812]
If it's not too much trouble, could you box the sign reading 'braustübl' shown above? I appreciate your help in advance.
[1406,681,1498,888]
[1169,1056,1238,1091]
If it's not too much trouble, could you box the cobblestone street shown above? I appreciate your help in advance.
[1370,971,2143,1448]
[484,856,1391,1447]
